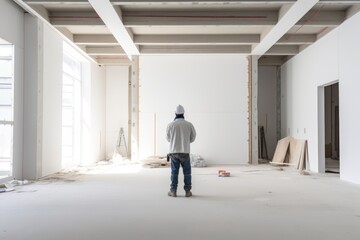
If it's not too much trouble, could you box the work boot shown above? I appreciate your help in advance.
[168,191,177,197]
[185,191,192,197]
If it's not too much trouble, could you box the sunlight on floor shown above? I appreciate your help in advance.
[66,160,143,175]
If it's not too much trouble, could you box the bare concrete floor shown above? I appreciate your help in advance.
[1,163,360,240]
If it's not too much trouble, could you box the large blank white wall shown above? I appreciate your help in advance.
[281,12,360,184]
[139,55,249,164]
[105,66,129,158]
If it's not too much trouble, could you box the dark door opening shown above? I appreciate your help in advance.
[324,83,340,174]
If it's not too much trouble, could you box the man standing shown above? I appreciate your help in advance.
[166,105,196,197]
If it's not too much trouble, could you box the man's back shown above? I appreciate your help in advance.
[166,119,196,154]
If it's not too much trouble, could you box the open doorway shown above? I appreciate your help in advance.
[324,83,340,173]
[0,42,14,180]
[257,66,281,163]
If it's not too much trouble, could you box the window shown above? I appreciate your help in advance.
[62,45,82,168]
[0,44,14,179]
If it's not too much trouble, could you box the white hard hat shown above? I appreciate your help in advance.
[175,105,185,114]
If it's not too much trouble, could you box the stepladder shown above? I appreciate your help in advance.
[113,127,128,158]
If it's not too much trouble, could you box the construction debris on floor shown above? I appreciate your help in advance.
[190,154,206,167]
[218,170,230,177]
[0,181,21,193]
[140,154,206,168]
[271,136,309,172]
[141,156,169,168]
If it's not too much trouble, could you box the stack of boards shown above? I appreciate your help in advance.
[271,136,308,171]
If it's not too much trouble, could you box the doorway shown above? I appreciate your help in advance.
[324,83,340,173]
[0,43,14,180]
[257,66,281,162]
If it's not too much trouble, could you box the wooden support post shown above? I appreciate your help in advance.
[130,56,139,161]
[248,55,259,165]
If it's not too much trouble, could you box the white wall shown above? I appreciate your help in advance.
[139,55,249,164]
[258,66,278,159]
[105,66,129,159]
[23,15,41,179]
[0,0,25,179]
[41,25,107,174]
[89,63,106,163]
[281,12,360,184]
[338,13,360,184]
[41,23,63,176]
[281,29,339,173]
[8,11,106,179]
[1,2,107,179]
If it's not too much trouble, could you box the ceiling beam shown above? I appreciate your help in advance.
[122,11,278,27]
[319,0,360,3]
[26,0,360,3]
[296,10,345,27]
[74,34,117,45]
[112,0,297,4]
[277,34,316,44]
[86,46,126,55]
[49,11,104,26]
[25,0,88,3]
[88,0,139,58]
[25,0,297,4]
[252,0,318,56]
[50,9,346,28]
[134,34,260,45]
[140,45,251,54]
[265,45,299,55]
[259,56,290,66]
[96,57,132,66]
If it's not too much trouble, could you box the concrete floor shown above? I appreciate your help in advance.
[1,163,360,240]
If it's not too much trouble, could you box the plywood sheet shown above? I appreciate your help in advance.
[289,139,306,166]
[271,137,308,171]
[298,140,308,171]
[272,136,291,163]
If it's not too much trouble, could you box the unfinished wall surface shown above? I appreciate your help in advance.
[139,55,249,164]
[105,66,129,159]
[281,12,360,184]
[258,66,278,159]
[0,1,25,179]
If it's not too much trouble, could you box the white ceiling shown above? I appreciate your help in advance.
[15,0,360,65]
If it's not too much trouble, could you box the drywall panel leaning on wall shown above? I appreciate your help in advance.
[139,55,249,164]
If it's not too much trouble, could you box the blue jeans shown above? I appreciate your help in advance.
[170,153,192,192]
